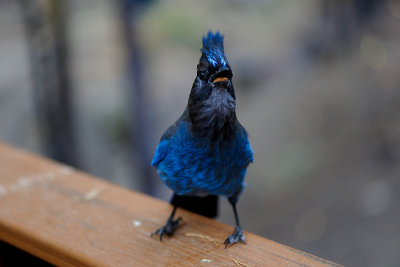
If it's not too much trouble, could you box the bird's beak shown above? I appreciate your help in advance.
[212,76,229,89]
[212,67,231,86]
[213,77,229,83]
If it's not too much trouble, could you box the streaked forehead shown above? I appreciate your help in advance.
[204,49,227,67]
[201,31,228,68]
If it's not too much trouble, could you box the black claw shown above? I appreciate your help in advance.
[151,217,182,241]
[224,226,246,248]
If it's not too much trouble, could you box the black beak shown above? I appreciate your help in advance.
[212,67,231,85]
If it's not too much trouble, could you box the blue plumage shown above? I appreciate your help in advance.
[202,32,227,67]
[151,31,253,247]
[201,32,227,67]
[152,119,253,197]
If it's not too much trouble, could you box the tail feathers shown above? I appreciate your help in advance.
[170,194,218,218]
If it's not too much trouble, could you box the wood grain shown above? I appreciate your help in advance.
[0,142,342,266]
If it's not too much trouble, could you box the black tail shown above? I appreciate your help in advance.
[170,194,218,218]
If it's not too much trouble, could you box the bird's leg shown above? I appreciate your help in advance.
[224,196,246,248]
[151,205,182,241]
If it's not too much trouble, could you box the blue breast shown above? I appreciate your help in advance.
[152,121,253,197]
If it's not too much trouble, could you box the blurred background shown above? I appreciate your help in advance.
[1,0,399,266]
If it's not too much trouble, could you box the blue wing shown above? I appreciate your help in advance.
[238,123,254,164]
[151,140,169,166]
[151,110,187,166]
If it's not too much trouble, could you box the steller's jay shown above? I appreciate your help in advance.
[151,31,253,247]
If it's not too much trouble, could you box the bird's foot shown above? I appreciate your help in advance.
[224,226,246,248]
[151,217,182,241]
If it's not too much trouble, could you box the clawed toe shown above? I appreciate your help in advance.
[151,217,182,241]
[224,226,246,248]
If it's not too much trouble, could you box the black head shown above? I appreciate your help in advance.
[196,31,235,99]
[188,31,237,142]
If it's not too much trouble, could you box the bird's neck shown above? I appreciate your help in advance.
[188,91,237,142]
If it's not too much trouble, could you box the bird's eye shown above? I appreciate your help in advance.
[198,70,207,80]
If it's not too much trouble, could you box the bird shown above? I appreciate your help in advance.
[151,31,253,247]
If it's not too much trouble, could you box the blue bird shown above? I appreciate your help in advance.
[151,31,253,247]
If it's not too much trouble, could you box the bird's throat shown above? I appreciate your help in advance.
[189,89,237,142]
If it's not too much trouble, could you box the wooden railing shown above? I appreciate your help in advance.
[0,142,341,266]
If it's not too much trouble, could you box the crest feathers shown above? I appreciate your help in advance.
[201,31,227,67]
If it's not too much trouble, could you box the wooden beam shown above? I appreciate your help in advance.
[0,142,341,266]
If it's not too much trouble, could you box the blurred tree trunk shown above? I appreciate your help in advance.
[119,0,155,194]
[19,0,77,166]
[305,0,385,60]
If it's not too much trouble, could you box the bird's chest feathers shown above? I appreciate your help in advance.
[158,122,251,196]
[176,124,247,173]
